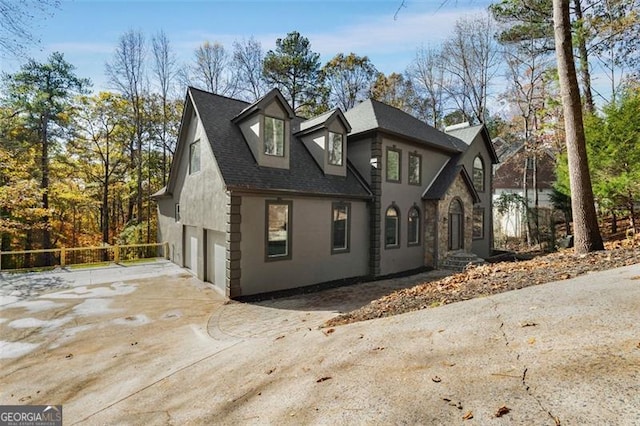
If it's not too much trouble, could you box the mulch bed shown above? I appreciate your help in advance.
[324,240,640,327]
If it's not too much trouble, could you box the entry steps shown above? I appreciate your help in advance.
[441,251,486,272]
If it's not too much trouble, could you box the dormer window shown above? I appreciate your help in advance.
[265,116,284,156]
[328,132,343,166]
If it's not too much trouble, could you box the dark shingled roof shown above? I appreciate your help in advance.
[423,154,480,203]
[345,99,463,154]
[188,87,371,198]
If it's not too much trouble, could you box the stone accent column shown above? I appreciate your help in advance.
[226,194,242,298]
[423,201,438,267]
[369,135,382,276]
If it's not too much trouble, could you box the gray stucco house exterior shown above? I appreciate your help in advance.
[154,87,498,298]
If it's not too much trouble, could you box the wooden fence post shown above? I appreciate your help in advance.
[60,247,66,267]
[114,245,120,264]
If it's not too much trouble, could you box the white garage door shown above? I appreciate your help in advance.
[184,225,199,272]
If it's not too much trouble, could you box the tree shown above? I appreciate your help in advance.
[69,92,129,245]
[370,72,416,113]
[441,12,501,124]
[232,37,267,102]
[320,53,377,111]
[0,0,60,57]
[406,46,448,127]
[191,41,237,96]
[585,86,640,231]
[1,52,89,256]
[490,0,596,112]
[105,30,147,229]
[553,0,603,252]
[263,31,321,113]
[586,0,640,101]
[0,108,43,256]
[151,30,177,186]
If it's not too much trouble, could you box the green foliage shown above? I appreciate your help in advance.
[556,84,640,213]
[262,31,321,113]
[490,0,554,54]
[1,52,90,251]
[495,192,528,215]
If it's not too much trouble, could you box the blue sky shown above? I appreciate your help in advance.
[1,0,492,93]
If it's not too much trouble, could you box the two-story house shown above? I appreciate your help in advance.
[154,87,497,298]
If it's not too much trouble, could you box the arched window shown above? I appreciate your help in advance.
[473,156,484,192]
[407,206,420,245]
[385,205,400,248]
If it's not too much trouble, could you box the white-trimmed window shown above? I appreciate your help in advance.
[328,132,343,166]
[266,200,292,260]
[385,205,400,248]
[331,203,350,253]
[189,140,201,174]
[408,206,420,245]
[265,116,285,156]
[473,156,484,191]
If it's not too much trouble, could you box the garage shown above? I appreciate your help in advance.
[205,229,226,293]
[183,225,199,273]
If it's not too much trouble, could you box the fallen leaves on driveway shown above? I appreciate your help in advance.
[495,405,511,417]
[325,244,640,327]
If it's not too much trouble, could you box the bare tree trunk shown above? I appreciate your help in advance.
[553,0,604,253]
[523,155,532,245]
[533,154,540,244]
[573,0,595,113]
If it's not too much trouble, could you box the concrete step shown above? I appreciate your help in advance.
[441,252,487,272]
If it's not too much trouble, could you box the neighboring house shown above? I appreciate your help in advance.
[154,87,497,298]
[492,141,557,239]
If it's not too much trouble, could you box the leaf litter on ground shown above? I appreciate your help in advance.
[324,243,640,328]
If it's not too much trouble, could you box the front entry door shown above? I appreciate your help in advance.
[448,199,463,250]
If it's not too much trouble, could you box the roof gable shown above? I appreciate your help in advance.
[344,99,462,154]
[446,124,499,164]
[232,88,295,123]
[423,155,480,203]
[172,87,371,198]
[297,108,351,135]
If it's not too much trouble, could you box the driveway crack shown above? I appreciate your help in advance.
[491,300,561,425]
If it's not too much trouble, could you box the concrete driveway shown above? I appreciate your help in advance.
[1,261,639,425]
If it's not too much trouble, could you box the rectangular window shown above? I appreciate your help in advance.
[328,132,343,166]
[264,116,285,156]
[386,147,401,182]
[473,207,484,239]
[266,200,292,260]
[331,203,350,253]
[408,153,422,185]
[189,140,200,174]
[175,203,180,222]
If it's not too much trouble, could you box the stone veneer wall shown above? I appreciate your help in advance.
[226,194,242,297]
[438,174,474,264]
[423,201,438,267]
[369,134,382,276]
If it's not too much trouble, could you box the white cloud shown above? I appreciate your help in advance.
[308,8,486,57]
